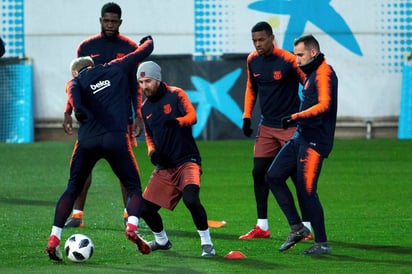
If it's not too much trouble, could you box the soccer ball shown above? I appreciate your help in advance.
[64,234,94,262]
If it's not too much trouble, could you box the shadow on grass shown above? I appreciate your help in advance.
[91,227,280,271]
[81,262,208,274]
[309,240,412,267]
[330,240,412,255]
[0,197,55,206]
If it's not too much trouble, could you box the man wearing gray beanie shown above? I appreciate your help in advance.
[137,61,162,82]
[138,61,216,257]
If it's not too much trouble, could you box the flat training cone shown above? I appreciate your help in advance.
[208,220,226,228]
[224,250,247,259]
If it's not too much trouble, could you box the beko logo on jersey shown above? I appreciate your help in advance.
[90,80,111,94]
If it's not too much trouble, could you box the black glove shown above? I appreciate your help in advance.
[165,119,179,127]
[281,116,292,129]
[242,118,253,137]
[74,108,89,123]
[150,151,171,167]
[139,35,152,45]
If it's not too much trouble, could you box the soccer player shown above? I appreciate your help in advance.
[266,34,337,255]
[63,2,142,228]
[240,21,312,240]
[46,36,153,262]
[137,61,216,257]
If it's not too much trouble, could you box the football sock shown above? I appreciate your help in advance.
[197,228,212,246]
[51,226,62,240]
[153,230,169,245]
[126,216,139,230]
[257,219,269,230]
[303,221,312,231]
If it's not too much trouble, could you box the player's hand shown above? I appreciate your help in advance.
[63,112,73,135]
[281,116,292,129]
[139,35,152,45]
[128,123,138,148]
[165,119,179,128]
[133,118,143,137]
[242,118,253,137]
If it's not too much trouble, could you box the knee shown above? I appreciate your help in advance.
[140,199,155,215]
[252,158,272,183]
[182,185,201,208]
[264,170,282,187]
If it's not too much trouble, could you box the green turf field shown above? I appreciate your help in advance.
[0,139,411,273]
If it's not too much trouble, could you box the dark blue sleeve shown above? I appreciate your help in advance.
[70,79,92,123]
[110,39,153,74]
[0,37,5,58]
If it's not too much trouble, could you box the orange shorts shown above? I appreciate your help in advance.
[143,162,201,210]
[254,124,296,158]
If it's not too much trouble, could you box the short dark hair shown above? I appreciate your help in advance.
[101,2,122,18]
[251,21,273,36]
[294,34,320,52]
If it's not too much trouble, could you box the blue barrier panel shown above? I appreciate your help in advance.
[398,62,412,139]
[0,60,33,143]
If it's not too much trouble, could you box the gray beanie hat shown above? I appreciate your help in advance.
[137,61,161,81]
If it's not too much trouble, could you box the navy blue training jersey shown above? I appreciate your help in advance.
[243,47,305,128]
[69,40,153,141]
[142,82,201,167]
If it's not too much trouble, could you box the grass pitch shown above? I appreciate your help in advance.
[0,139,411,273]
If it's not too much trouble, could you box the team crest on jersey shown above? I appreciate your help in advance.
[163,104,172,114]
[116,53,125,59]
[273,70,282,80]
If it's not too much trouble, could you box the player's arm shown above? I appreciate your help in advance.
[242,60,257,120]
[241,57,257,137]
[63,81,74,135]
[69,80,92,123]
[173,88,196,127]
[143,119,156,156]
[128,69,143,138]
[110,37,153,73]
[291,66,333,120]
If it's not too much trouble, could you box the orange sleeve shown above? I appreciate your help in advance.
[243,53,258,119]
[145,133,156,156]
[281,48,306,84]
[135,86,143,120]
[292,64,332,120]
[174,87,197,127]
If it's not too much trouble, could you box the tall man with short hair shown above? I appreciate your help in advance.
[240,21,312,240]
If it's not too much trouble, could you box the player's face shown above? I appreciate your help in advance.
[100,12,122,38]
[138,78,160,98]
[252,30,274,56]
[294,42,316,66]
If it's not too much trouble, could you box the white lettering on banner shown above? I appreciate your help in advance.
[90,80,111,94]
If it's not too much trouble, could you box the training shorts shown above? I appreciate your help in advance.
[254,124,296,158]
[143,162,201,210]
